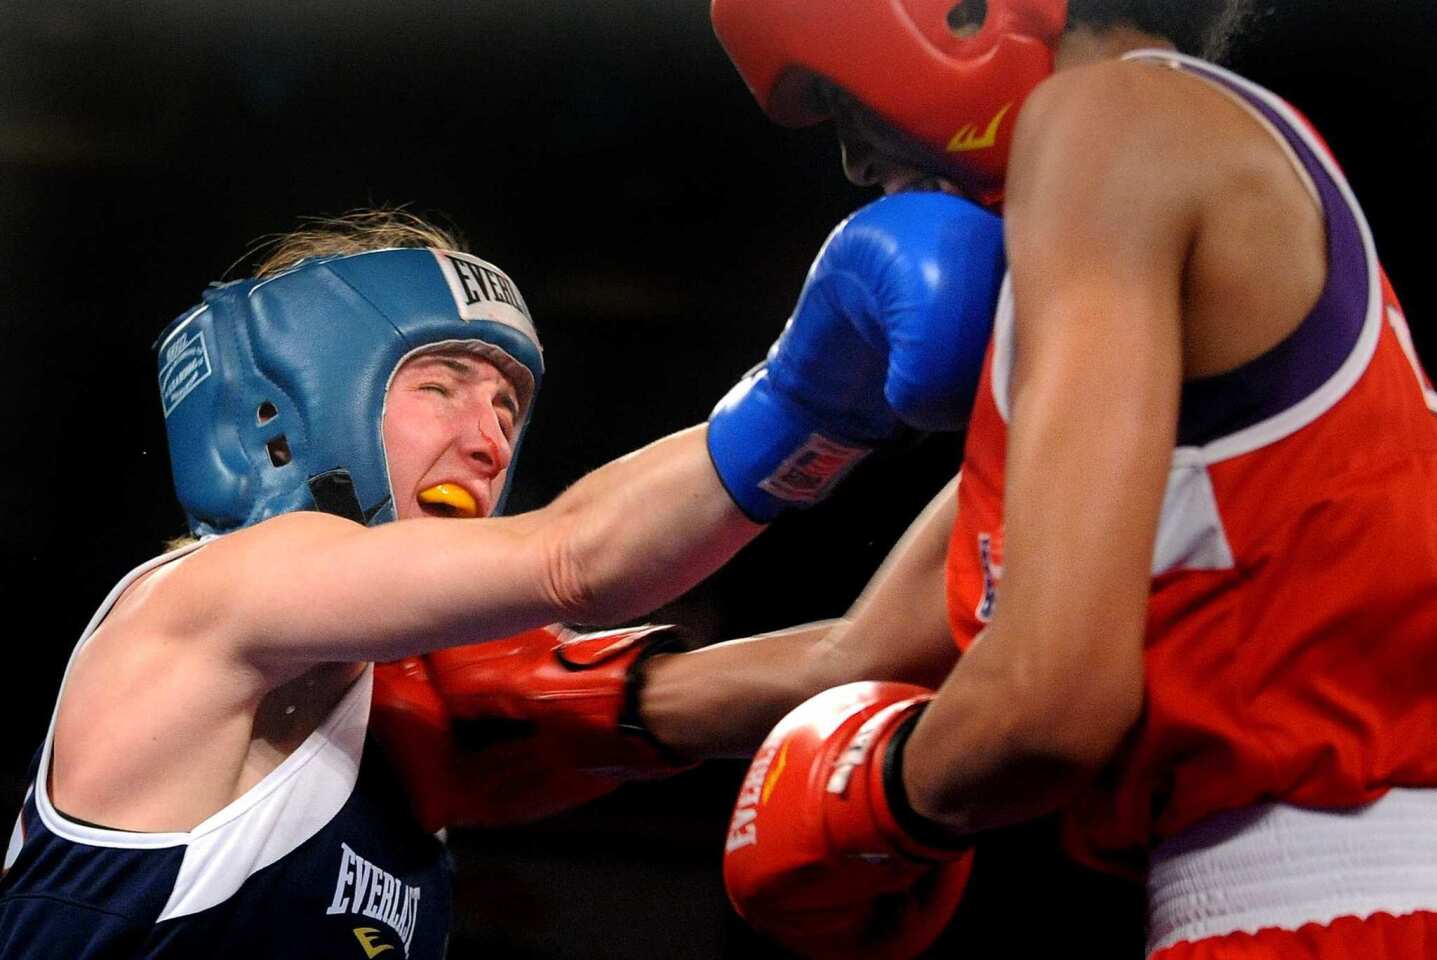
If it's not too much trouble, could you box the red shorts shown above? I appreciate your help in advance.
[1152,911,1437,959]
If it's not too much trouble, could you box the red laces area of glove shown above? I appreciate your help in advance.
[555,623,674,669]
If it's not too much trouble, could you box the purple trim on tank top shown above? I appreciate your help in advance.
[1169,62,1370,448]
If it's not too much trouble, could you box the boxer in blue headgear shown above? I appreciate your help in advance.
[0,213,568,959]
[0,209,750,959]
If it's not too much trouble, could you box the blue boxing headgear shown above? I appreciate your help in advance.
[156,247,544,536]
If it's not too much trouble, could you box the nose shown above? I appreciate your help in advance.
[836,117,912,191]
[837,120,882,187]
[460,403,513,479]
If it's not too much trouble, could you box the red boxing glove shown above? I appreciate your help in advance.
[371,623,695,832]
[370,655,460,832]
[426,623,692,780]
[370,632,630,831]
[723,682,974,960]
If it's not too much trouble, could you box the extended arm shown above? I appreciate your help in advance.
[186,424,760,671]
[171,193,1000,680]
[153,192,1001,695]
[640,475,960,757]
[367,474,962,831]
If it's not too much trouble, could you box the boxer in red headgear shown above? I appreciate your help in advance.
[386,4,1437,958]
[707,2,1437,958]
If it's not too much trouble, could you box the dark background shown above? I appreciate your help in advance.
[1,2,1432,956]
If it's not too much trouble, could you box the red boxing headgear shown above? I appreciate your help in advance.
[711,0,1068,204]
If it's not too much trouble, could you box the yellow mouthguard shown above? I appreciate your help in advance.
[418,484,478,518]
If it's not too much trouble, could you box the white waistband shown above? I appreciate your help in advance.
[1146,788,1437,956]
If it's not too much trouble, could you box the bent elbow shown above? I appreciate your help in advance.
[536,504,643,627]
[1020,667,1145,772]
[535,509,603,624]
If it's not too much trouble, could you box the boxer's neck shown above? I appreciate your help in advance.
[1055,23,1175,72]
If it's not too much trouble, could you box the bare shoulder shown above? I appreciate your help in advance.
[1015,59,1200,162]
[1005,61,1207,282]
[1019,58,1307,200]
[129,512,364,659]
[189,511,365,569]
[1009,56,1326,377]
[53,519,370,829]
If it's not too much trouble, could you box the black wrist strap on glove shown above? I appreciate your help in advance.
[556,623,692,767]
[619,630,693,766]
[881,705,975,855]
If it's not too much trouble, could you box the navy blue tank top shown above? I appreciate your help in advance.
[0,546,452,959]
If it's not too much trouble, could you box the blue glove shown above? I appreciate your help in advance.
[708,191,1005,522]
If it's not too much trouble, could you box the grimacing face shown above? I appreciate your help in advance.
[381,350,522,521]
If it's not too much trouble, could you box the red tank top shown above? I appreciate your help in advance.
[944,52,1437,873]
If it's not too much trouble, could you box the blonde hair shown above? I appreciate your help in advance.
[163,532,201,553]
[247,207,469,279]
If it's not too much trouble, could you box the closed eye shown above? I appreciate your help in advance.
[495,393,520,434]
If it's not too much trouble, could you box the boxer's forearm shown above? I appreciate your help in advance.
[638,622,840,758]
[898,615,1145,836]
[640,476,963,759]
[538,424,765,626]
